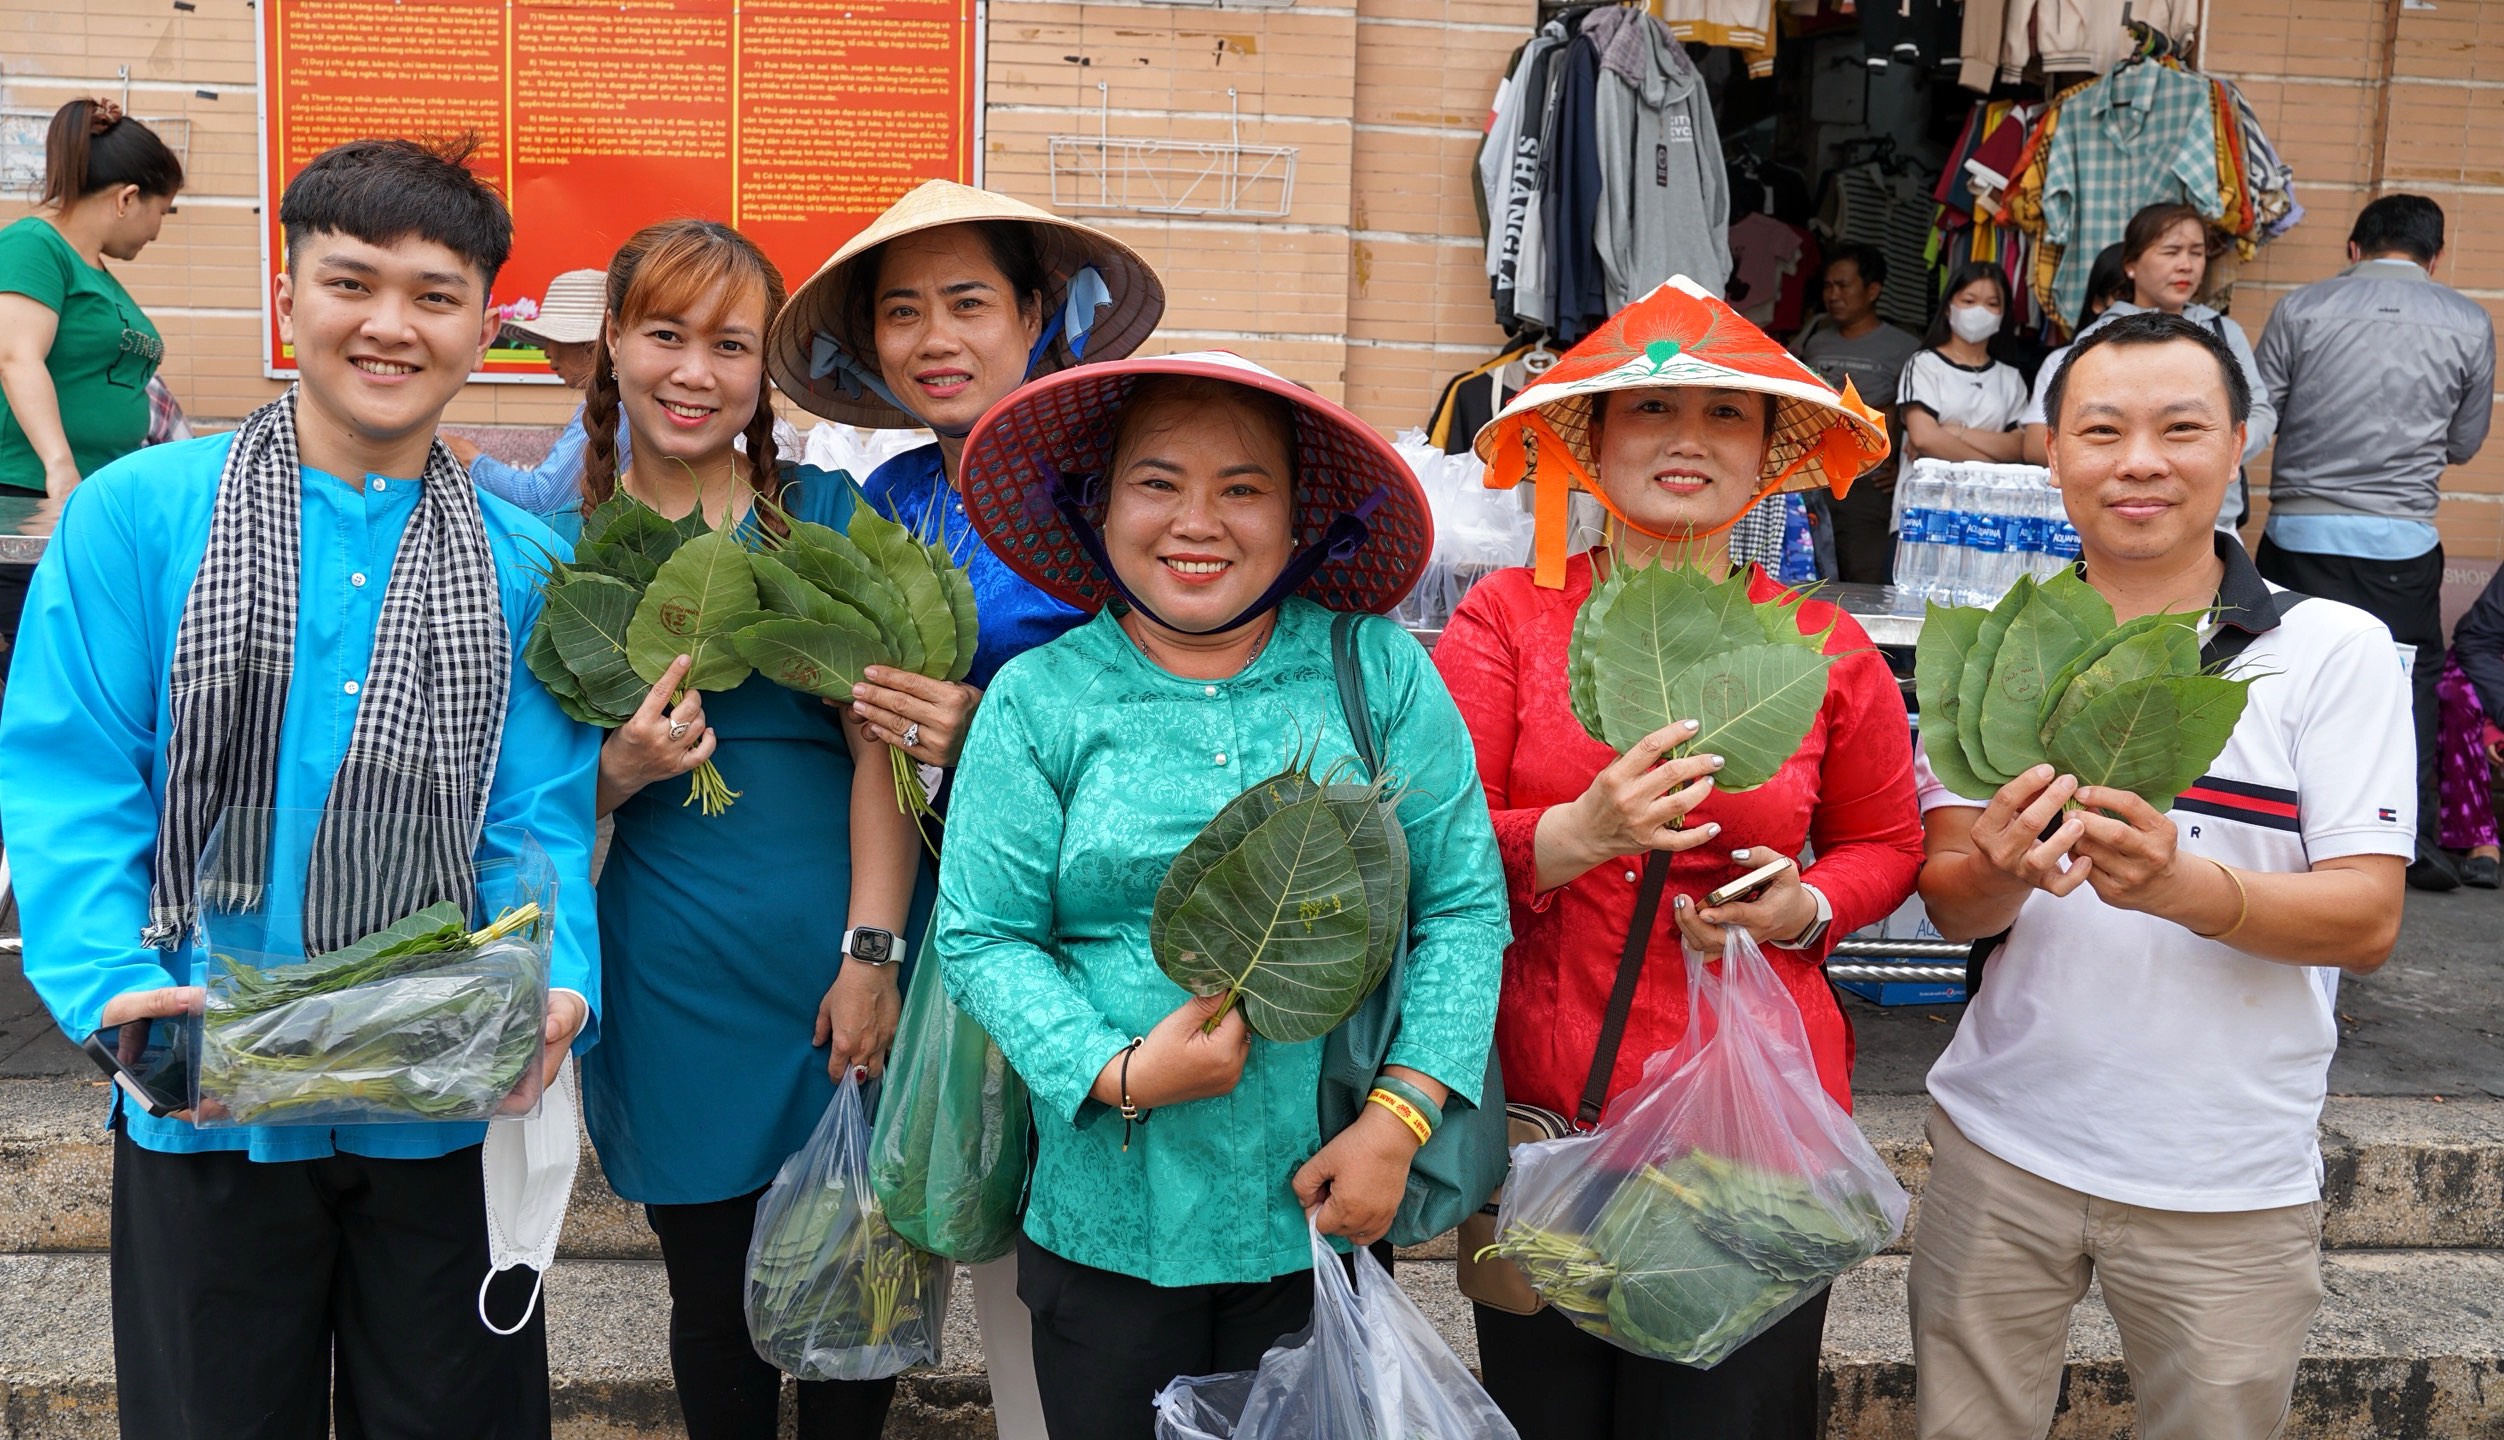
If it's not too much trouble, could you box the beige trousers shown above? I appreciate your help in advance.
[1907,1106,2323,1440]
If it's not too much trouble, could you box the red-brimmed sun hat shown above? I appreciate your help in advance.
[957,351,1434,619]
[1474,275,1891,587]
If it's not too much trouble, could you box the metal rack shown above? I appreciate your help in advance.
[1050,85,1298,219]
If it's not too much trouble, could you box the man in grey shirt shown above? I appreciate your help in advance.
[1795,243,1921,582]
[2255,194,2497,888]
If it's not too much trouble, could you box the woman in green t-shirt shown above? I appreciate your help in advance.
[0,98,184,501]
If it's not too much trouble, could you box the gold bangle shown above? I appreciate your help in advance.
[2194,858,2249,942]
[1367,1088,1433,1146]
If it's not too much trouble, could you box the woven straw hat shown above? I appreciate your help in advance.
[767,180,1165,429]
[512,269,607,346]
[956,351,1433,617]
[1474,276,1890,586]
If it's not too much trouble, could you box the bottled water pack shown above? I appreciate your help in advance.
[1893,459,2076,607]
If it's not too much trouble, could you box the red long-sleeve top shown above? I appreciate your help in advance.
[1432,555,1925,1118]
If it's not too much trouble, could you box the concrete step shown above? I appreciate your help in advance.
[5,1250,2499,1439]
[9,1078,2502,1259]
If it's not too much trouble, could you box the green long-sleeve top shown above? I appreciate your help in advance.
[936,600,1511,1287]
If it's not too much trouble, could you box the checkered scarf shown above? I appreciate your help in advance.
[1727,492,1788,574]
[145,387,511,954]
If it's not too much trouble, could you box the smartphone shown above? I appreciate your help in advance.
[82,1017,194,1118]
[1705,855,1795,909]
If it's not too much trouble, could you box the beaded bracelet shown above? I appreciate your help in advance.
[1368,1073,1445,1135]
[1367,1088,1434,1146]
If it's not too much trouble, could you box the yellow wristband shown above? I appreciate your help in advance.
[1367,1088,1433,1146]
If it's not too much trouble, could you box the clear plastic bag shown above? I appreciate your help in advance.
[1483,929,1907,1368]
[746,1071,949,1381]
[192,809,554,1128]
[1154,1218,1521,1440]
[869,926,1031,1263]
[1388,430,1535,633]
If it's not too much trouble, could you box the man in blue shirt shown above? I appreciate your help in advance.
[2254,195,2496,890]
[0,138,601,1437]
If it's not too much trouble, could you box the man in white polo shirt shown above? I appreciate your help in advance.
[1907,311,2414,1440]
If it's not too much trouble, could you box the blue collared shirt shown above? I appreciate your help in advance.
[0,432,603,1161]
[465,402,624,527]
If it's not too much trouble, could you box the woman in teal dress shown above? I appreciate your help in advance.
[568,219,922,1440]
[763,179,1167,1438]
[938,352,1513,1439]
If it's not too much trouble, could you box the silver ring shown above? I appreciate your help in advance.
[668,721,690,742]
[900,722,922,749]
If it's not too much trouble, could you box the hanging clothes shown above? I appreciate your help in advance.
[1727,213,1814,329]
[1858,0,1960,74]
[1958,0,2200,93]
[1593,8,1732,315]
[1540,17,1614,342]
[2038,54,2223,326]
[1490,19,1572,331]
[1822,160,1938,334]
[1652,0,1777,78]
[1426,338,1542,454]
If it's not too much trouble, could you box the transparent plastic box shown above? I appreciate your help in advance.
[190,809,556,1128]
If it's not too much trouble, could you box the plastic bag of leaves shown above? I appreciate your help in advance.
[1153,1216,1521,1440]
[745,1071,950,1381]
[868,925,1031,1263]
[1478,929,1907,1367]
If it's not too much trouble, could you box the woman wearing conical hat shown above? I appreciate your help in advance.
[1434,276,1924,1437]
[761,180,1165,1439]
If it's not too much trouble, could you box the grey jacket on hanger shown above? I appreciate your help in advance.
[1594,11,1731,309]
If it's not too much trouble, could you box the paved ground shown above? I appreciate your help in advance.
[8,885,2498,1096]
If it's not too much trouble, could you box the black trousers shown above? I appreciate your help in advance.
[2255,538,2443,853]
[110,1127,551,1440]
[1472,1285,1832,1440]
[1016,1231,1382,1440]
[643,1189,896,1440]
[1825,469,1898,586]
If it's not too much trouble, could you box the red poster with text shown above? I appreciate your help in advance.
[259,0,978,377]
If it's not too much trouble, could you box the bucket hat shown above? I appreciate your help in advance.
[511,269,607,346]
[767,180,1165,430]
[1474,275,1890,587]
[956,351,1433,626]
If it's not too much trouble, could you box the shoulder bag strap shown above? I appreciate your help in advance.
[1330,612,1380,774]
[1581,850,1670,1128]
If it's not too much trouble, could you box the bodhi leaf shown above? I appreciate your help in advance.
[1151,761,1376,1044]
[1666,643,1835,791]
[2042,619,2201,738]
[731,613,888,700]
[936,544,980,684]
[627,529,762,692]
[2035,611,2189,731]
[852,505,956,682]
[1954,577,2035,789]
[1915,603,1995,802]
[1589,569,1774,749]
[1979,593,2094,778]
[576,502,684,588]
[2042,673,2252,811]
[779,524,923,674]
[541,571,649,720]
[523,620,580,703]
[2030,567,2116,640]
[1319,776,1410,998]
[751,551,852,626]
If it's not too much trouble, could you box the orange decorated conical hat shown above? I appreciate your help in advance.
[1472,275,1890,587]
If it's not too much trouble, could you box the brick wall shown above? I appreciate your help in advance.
[2205,0,2504,561]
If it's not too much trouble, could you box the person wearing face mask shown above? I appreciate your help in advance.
[763,180,1168,1438]
[568,219,924,1440]
[935,354,1509,1440]
[2070,203,2277,530]
[1896,261,2031,482]
[1436,276,1922,1439]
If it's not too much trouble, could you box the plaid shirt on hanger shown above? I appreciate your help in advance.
[2039,58,2224,324]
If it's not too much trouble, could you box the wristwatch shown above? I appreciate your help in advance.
[839,925,898,967]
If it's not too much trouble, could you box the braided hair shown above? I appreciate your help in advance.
[580,219,790,522]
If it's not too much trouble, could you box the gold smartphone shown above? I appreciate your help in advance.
[1705,855,1795,908]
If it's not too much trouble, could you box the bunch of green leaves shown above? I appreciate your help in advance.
[1569,558,1840,790]
[868,939,1032,1264]
[1150,740,1410,1044]
[199,902,549,1125]
[1915,570,2253,810]
[747,1148,945,1380]
[525,494,768,815]
[731,487,980,844]
[1479,1149,1895,1367]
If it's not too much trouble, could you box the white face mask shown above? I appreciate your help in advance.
[1948,305,2001,345]
[478,1056,582,1335]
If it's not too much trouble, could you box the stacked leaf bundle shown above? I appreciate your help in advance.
[198,901,547,1126]
[1484,1149,1894,1367]
[1570,560,1839,788]
[526,485,977,820]
[1915,570,2252,808]
[1151,743,1409,1042]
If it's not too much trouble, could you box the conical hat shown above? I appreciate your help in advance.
[1472,276,1890,586]
[767,180,1166,428]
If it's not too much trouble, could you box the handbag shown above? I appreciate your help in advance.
[1316,611,1512,1248]
[1455,847,1676,1312]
